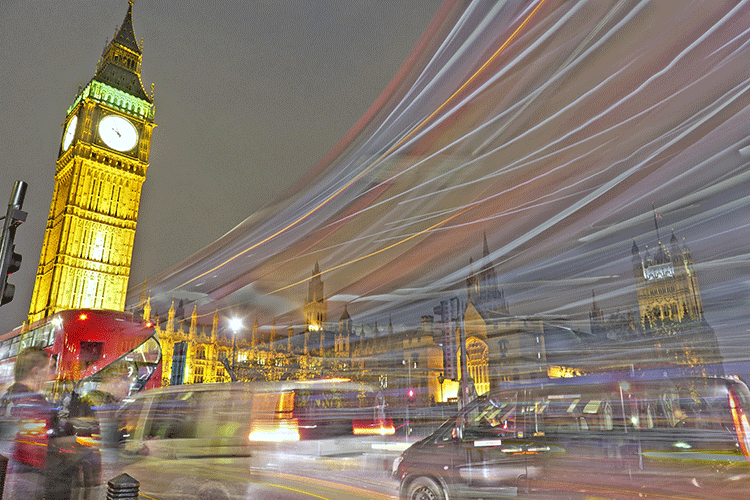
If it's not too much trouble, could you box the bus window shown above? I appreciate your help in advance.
[9,338,19,358]
[80,341,103,373]
[294,388,374,439]
[210,389,253,439]
[124,336,161,393]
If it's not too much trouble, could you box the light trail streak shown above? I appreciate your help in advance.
[265,137,614,301]
[358,0,517,155]
[269,165,601,303]
[397,138,615,206]
[496,3,750,169]
[174,0,551,292]
[392,0,592,156]
[276,2,598,233]
[471,0,644,155]
[270,203,475,295]
[345,61,633,218]
[387,65,750,252]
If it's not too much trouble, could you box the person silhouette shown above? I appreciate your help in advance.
[0,345,55,500]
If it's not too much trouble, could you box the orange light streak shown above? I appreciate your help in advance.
[176,0,549,291]
[270,204,474,294]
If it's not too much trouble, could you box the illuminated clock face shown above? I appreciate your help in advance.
[62,115,78,150]
[98,115,138,152]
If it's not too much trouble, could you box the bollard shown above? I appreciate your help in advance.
[106,473,139,500]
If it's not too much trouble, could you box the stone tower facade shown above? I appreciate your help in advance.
[29,2,156,322]
[631,232,704,329]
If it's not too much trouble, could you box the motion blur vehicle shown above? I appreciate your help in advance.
[393,374,750,500]
[394,390,551,499]
[246,378,395,453]
[114,379,394,499]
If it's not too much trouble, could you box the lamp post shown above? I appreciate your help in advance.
[403,356,417,437]
[228,317,243,372]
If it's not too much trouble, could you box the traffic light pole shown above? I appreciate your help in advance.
[0,181,28,307]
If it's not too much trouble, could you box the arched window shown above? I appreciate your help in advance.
[463,337,489,396]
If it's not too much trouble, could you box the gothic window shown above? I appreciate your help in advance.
[662,304,671,319]
[88,177,97,210]
[94,176,104,211]
[652,306,661,319]
[196,347,206,360]
[465,337,489,396]
[71,275,82,308]
[109,183,118,215]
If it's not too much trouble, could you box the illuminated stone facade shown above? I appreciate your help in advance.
[152,264,445,405]
[588,229,723,375]
[29,2,155,322]
[631,232,704,328]
[156,302,239,385]
[462,235,550,392]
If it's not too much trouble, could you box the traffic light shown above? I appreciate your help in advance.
[0,181,28,307]
[407,388,416,405]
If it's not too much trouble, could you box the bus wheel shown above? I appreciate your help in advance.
[406,477,446,500]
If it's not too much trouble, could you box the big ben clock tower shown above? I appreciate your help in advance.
[28,1,156,322]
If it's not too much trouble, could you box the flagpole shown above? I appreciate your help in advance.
[652,202,661,242]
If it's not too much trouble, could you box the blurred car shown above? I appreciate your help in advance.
[393,393,550,500]
[393,375,750,500]
[112,379,394,499]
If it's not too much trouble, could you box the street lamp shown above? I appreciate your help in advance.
[228,317,243,371]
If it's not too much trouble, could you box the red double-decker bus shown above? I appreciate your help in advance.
[0,308,161,395]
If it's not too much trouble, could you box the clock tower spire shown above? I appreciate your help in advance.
[28,2,156,322]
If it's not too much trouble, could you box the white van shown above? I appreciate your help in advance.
[113,379,394,499]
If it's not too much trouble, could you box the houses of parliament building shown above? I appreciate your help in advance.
[143,225,724,404]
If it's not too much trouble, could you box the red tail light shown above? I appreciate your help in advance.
[728,387,750,460]
[353,417,395,436]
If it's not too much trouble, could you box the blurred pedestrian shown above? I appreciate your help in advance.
[0,345,55,500]
[82,361,133,446]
